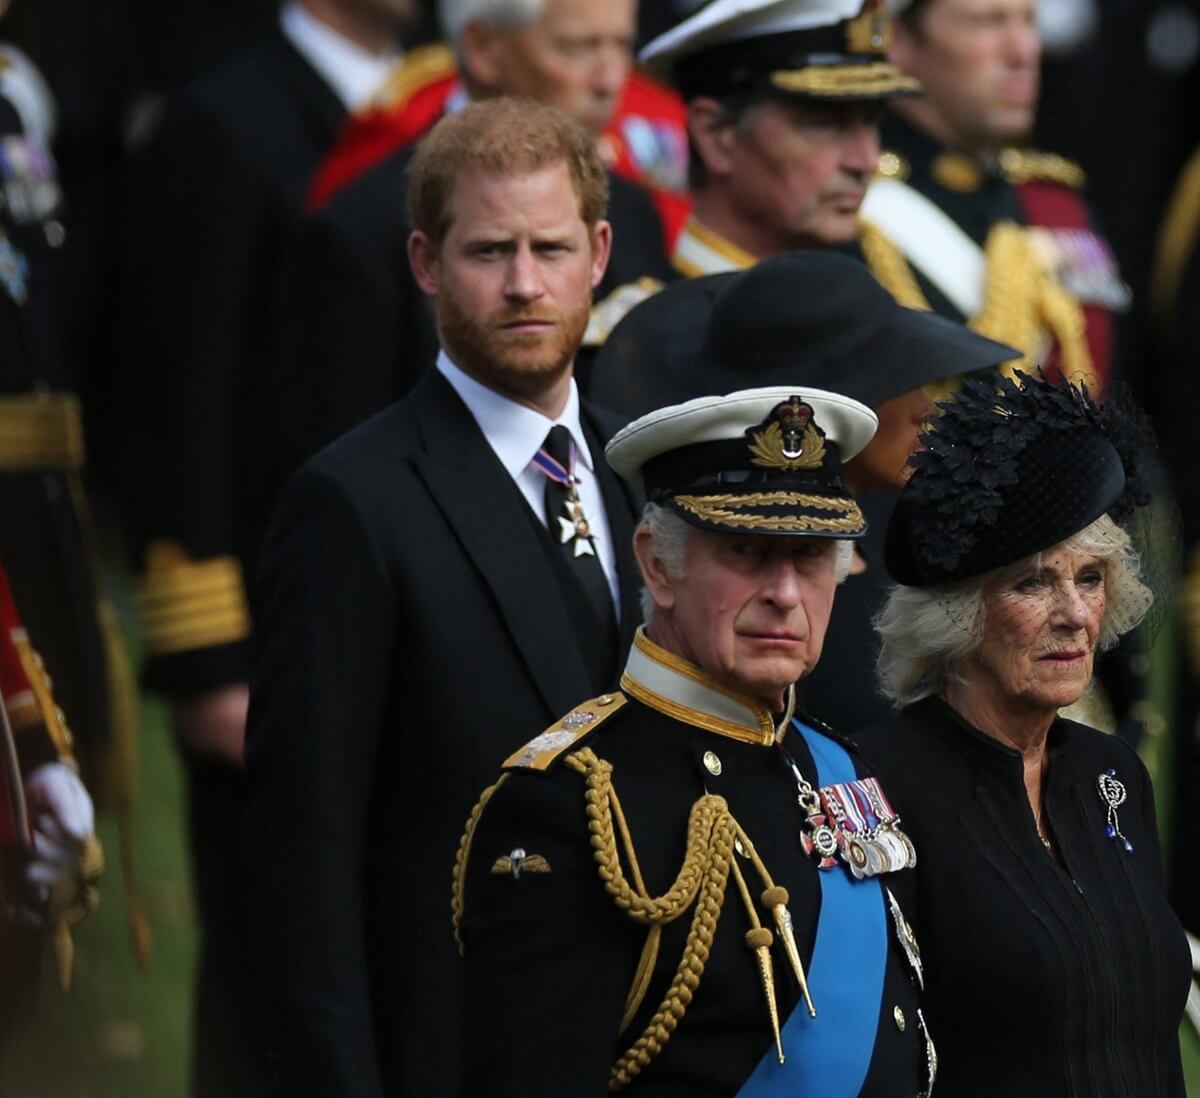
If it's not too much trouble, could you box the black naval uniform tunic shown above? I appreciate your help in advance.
[856,697,1189,1098]
[0,87,121,792]
[119,28,347,695]
[458,629,930,1097]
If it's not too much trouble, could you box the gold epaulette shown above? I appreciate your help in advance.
[136,540,251,657]
[502,692,627,771]
[0,394,85,472]
[583,278,665,348]
[367,42,455,111]
[999,148,1086,189]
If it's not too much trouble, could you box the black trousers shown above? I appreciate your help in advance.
[181,747,271,1098]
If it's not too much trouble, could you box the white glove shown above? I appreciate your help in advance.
[22,762,94,891]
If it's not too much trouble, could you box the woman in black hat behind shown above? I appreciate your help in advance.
[855,371,1189,1097]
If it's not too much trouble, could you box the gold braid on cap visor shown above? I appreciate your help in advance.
[769,62,921,98]
[672,492,865,533]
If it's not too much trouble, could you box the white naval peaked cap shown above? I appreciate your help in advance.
[607,387,877,537]
[606,387,877,479]
[640,0,866,67]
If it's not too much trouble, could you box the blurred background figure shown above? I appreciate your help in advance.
[1035,0,1200,403]
[0,557,100,1049]
[310,0,690,234]
[0,0,140,1009]
[114,0,422,1093]
[860,0,1124,395]
[1151,143,1200,941]
[258,0,680,512]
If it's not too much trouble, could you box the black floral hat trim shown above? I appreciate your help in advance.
[899,370,1153,580]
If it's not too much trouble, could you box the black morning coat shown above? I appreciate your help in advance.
[856,697,1190,1097]
[117,30,346,695]
[255,139,675,514]
[243,368,643,1098]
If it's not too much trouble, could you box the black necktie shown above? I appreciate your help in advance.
[540,425,618,638]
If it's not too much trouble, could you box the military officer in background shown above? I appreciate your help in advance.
[455,382,932,1096]
[586,0,920,397]
[0,7,136,967]
[307,0,691,238]
[0,556,99,1047]
[116,1,419,1092]
[258,0,678,508]
[858,0,1129,394]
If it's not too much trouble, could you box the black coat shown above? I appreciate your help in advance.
[459,696,928,1096]
[855,697,1189,1097]
[243,369,642,1098]
[257,142,674,510]
[117,30,346,695]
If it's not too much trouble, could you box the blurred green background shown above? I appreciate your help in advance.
[0,604,1196,1096]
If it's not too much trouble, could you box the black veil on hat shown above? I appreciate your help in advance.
[885,370,1162,588]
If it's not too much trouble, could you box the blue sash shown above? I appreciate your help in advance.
[736,721,887,1098]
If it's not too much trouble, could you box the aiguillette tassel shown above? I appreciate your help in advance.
[745,927,784,1064]
[762,886,817,1018]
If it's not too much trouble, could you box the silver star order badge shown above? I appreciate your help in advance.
[558,501,596,557]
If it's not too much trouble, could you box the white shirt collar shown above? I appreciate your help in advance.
[436,351,594,477]
[279,1,399,110]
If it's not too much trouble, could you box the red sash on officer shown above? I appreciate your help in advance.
[1015,181,1115,394]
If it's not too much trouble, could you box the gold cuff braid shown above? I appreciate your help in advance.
[136,542,251,656]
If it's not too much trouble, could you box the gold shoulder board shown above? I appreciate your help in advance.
[503,693,628,771]
[583,278,665,348]
[999,148,1086,189]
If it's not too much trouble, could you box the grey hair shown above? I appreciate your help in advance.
[636,500,856,622]
[438,0,543,44]
[875,513,1153,707]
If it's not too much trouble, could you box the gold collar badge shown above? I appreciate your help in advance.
[747,397,827,472]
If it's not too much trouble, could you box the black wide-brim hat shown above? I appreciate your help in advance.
[606,387,878,537]
[641,0,922,102]
[884,372,1142,586]
[591,253,1019,420]
[700,253,1020,406]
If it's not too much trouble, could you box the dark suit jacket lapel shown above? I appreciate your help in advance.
[582,403,643,651]
[411,372,596,717]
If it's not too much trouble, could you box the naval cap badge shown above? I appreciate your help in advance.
[746,397,827,472]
